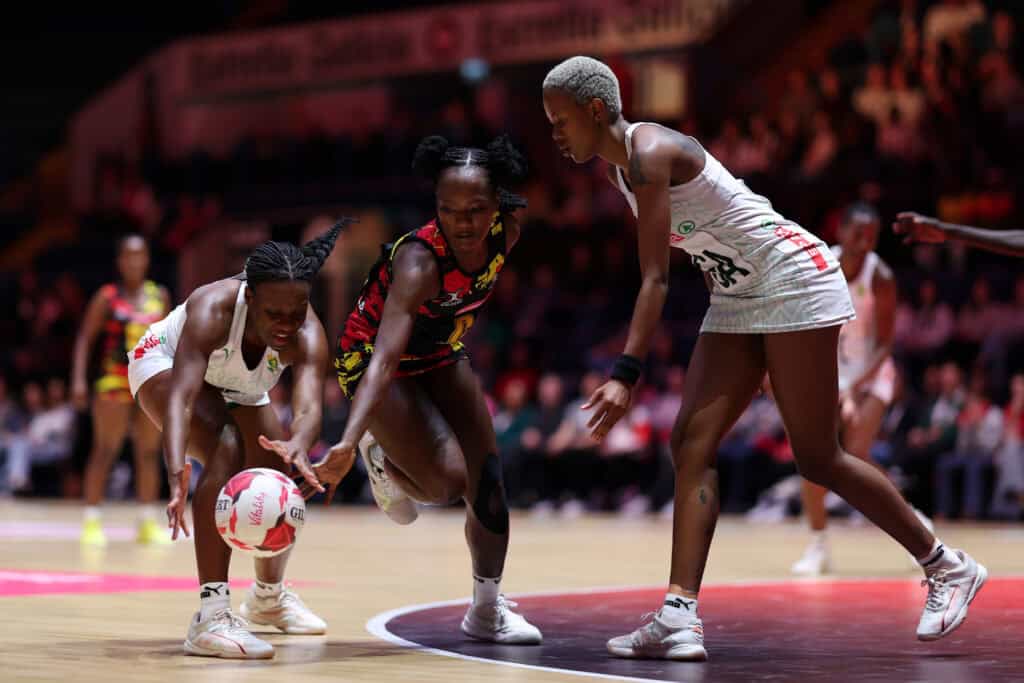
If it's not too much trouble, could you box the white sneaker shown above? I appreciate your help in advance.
[530,500,555,518]
[559,498,586,519]
[240,586,327,635]
[461,595,543,644]
[791,540,831,576]
[606,611,707,660]
[184,609,274,659]
[907,509,936,568]
[359,431,418,525]
[917,549,987,641]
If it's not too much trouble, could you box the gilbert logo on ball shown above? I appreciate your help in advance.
[215,468,305,558]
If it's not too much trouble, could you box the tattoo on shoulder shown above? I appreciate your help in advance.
[629,152,649,186]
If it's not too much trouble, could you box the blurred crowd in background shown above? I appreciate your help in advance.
[1,0,1022,522]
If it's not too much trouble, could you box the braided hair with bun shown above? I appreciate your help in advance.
[412,134,528,213]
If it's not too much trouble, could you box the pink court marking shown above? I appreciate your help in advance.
[0,569,320,597]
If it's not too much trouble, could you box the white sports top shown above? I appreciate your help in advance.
[614,122,841,296]
[149,281,288,404]
[832,246,883,386]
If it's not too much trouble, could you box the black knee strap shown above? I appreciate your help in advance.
[472,453,509,535]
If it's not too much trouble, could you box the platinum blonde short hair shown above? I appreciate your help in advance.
[543,56,622,123]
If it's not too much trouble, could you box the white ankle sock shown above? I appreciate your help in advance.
[661,593,697,626]
[473,575,501,606]
[84,506,101,522]
[810,530,827,546]
[918,538,960,568]
[199,582,230,621]
[253,580,283,600]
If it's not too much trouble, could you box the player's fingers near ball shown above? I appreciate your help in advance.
[325,482,339,506]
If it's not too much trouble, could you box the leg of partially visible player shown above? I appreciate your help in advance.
[80,396,132,546]
[130,405,167,544]
[608,332,766,661]
[137,371,273,659]
[765,325,985,642]
[421,361,542,644]
[232,403,326,635]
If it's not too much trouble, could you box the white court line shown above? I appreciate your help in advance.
[367,574,1016,683]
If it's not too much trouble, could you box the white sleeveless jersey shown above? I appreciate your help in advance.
[145,281,288,404]
[833,246,883,389]
[613,122,854,333]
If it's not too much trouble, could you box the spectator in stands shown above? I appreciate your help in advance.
[0,376,26,493]
[709,119,745,173]
[877,105,924,161]
[718,379,790,513]
[890,64,926,124]
[519,373,567,509]
[493,377,537,504]
[598,401,653,515]
[894,278,954,376]
[979,51,1024,115]
[991,373,1024,519]
[645,365,686,515]
[988,11,1020,70]
[953,276,1006,363]
[895,361,965,512]
[935,371,1003,519]
[854,63,893,126]
[800,111,839,179]
[780,69,820,129]
[544,372,604,517]
[6,379,75,495]
[923,0,986,48]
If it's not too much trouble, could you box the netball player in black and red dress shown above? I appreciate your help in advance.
[71,234,171,546]
[316,134,541,644]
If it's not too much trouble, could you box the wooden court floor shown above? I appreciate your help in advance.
[3,499,1021,682]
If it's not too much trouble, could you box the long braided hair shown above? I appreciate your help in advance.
[244,217,356,287]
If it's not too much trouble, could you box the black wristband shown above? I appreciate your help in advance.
[610,354,643,386]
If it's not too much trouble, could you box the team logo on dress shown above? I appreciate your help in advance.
[267,356,280,373]
[439,291,465,308]
[132,334,166,360]
[677,220,696,234]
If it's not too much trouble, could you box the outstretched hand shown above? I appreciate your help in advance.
[166,461,193,541]
[582,379,632,442]
[893,212,946,245]
[258,435,324,495]
[303,441,357,504]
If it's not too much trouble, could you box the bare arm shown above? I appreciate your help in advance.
[620,143,672,361]
[163,294,228,480]
[339,243,440,449]
[849,259,897,391]
[70,288,110,408]
[257,306,330,492]
[585,128,690,440]
[287,308,329,453]
[894,212,1024,258]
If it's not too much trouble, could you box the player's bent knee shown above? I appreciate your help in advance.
[669,430,718,474]
[795,453,842,488]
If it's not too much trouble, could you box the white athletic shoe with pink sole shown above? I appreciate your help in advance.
[917,549,987,641]
[184,609,273,659]
[607,610,707,661]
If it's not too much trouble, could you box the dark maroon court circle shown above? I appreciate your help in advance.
[375,577,1022,682]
